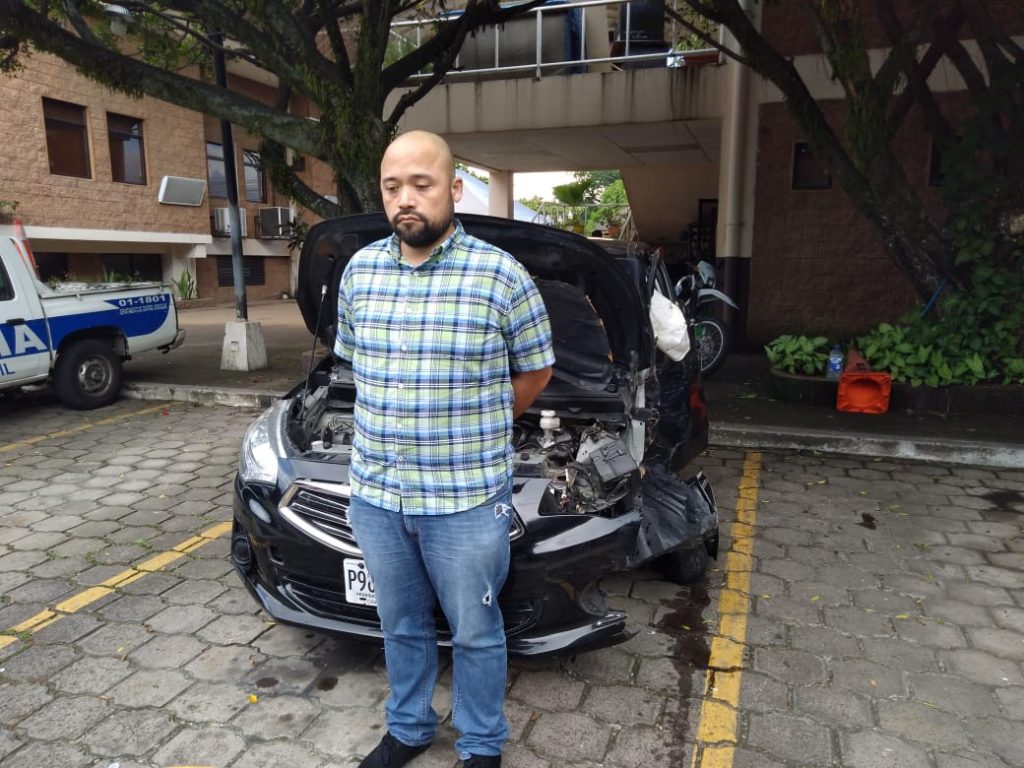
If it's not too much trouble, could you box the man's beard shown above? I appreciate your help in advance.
[392,209,454,248]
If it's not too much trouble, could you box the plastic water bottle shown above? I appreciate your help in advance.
[826,345,844,381]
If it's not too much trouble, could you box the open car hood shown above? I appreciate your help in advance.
[297,213,653,389]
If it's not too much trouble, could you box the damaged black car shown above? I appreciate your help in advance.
[231,214,719,656]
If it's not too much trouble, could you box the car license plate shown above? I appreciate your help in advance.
[343,558,376,607]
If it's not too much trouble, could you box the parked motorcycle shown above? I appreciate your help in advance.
[674,260,738,377]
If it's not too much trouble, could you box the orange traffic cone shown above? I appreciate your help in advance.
[836,349,891,414]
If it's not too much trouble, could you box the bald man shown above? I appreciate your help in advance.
[335,131,554,768]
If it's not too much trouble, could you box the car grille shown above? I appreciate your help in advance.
[290,488,355,542]
[280,479,525,554]
[279,480,362,556]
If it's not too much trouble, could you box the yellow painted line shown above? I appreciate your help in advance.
[54,586,112,613]
[690,451,763,768]
[11,610,57,632]
[136,550,187,572]
[0,519,232,652]
[0,401,179,454]
[200,521,233,539]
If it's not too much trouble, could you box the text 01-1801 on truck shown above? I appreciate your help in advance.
[0,222,185,409]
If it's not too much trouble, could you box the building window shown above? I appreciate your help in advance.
[107,113,147,185]
[791,142,831,190]
[207,142,228,198]
[217,256,265,287]
[100,254,162,282]
[43,98,91,178]
[33,252,69,283]
[243,150,266,203]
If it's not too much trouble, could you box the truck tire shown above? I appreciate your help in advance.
[54,339,123,410]
[653,542,710,585]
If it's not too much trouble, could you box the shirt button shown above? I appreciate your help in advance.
[397,456,405,464]
[397,383,404,390]
[401,344,408,352]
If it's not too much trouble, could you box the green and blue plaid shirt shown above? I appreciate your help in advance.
[334,220,555,515]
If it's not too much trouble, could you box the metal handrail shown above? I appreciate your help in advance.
[390,0,717,81]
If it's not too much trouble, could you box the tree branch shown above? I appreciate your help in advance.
[260,138,342,219]
[872,2,944,99]
[884,37,947,133]
[664,5,750,66]
[379,0,548,90]
[1,0,324,157]
[877,0,954,143]
[315,0,353,86]
[386,0,482,125]
[156,0,342,100]
[62,0,103,46]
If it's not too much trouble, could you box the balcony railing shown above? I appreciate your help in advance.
[390,0,719,81]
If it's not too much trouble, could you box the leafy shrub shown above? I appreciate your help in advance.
[765,335,833,375]
[173,268,197,300]
[857,205,1024,388]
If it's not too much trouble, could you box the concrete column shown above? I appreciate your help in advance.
[488,170,514,219]
[165,244,204,299]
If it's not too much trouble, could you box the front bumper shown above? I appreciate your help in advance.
[232,476,641,656]
[233,461,718,657]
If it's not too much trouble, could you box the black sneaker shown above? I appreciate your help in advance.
[462,756,501,768]
[358,732,430,768]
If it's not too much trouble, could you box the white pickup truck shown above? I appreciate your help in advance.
[1,225,184,409]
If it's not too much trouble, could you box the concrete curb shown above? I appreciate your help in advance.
[122,381,283,410]
[712,422,1024,469]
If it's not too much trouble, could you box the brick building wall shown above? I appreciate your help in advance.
[746,92,976,344]
[762,0,1024,58]
[745,2,1021,345]
[0,53,208,234]
[194,254,292,303]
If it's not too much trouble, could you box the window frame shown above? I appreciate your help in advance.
[243,149,266,204]
[790,141,832,191]
[42,97,92,179]
[206,141,228,199]
[216,255,266,287]
[107,112,148,186]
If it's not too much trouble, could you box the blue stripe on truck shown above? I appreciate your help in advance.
[0,295,171,360]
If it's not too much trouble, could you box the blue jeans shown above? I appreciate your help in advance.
[348,483,513,759]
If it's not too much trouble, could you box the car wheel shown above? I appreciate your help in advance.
[54,339,123,410]
[653,543,710,585]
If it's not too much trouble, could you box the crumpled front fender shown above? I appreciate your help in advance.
[629,464,718,567]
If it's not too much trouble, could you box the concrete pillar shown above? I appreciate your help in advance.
[221,321,268,371]
[488,170,514,219]
[165,244,204,299]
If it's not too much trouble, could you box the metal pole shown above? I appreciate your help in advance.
[535,8,543,78]
[625,3,632,58]
[211,31,248,322]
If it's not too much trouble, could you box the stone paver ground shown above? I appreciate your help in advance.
[0,395,1022,767]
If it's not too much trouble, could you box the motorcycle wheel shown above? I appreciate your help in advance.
[693,317,730,377]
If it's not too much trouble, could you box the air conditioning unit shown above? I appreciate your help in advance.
[258,207,292,239]
[212,207,248,238]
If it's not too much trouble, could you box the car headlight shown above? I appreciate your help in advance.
[239,402,287,485]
